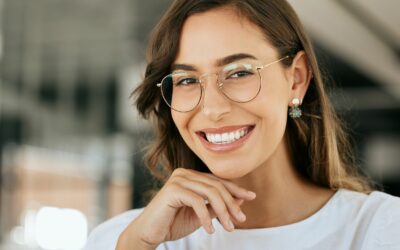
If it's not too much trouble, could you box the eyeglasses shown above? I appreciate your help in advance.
[156,55,289,112]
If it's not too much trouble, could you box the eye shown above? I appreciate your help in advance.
[175,77,199,86]
[228,70,254,79]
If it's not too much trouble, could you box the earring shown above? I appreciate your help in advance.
[289,98,302,118]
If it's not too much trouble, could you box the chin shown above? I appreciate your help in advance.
[207,161,252,180]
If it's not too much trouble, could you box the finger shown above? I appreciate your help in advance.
[177,170,253,223]
[172,169,251,225]
[237,198,245,206]
[175,179,236,232]
[207,197,244,214]
[168,184,214,234]
[181,174,250,222]
[184,170,256,200]
[207,198,243,218]
[204,173,257,199]
[189,177,247,223]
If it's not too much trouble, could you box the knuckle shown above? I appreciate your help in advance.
[173,168,186,176]
[215,182,225,191]
[170,175,184,183]
[226,197,237,208]
[232,204,241,214]
[218,206,229,216]
[193,196,205,206]
[208,186,220,196]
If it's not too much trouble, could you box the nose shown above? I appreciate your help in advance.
[200,74,231,121]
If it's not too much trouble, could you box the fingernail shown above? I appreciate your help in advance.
[247,191,256,198]
[237,211,246,221]
[227,219,235,231]
[209,224,215,234]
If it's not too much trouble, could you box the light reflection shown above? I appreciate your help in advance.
[10,226,25,245]
[12,207,88,250]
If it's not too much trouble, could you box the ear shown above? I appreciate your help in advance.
[287,51,312,106]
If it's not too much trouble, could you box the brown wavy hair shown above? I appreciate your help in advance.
[132,0,375,194]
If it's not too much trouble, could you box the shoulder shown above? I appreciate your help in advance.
[343,188,400,209]
[84,207,145,250]
[336,189,400,249]
[362,191,400,249]
[334,188,400,210]
[335,189,400,220]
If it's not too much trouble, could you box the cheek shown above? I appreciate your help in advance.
[247,76,289,142]
[251,76,289,118]
[171,111,196,148]
[172,112,186,135]
[265,107,288,142]
[249,99,287,143]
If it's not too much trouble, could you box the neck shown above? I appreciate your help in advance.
[231,136,335,229]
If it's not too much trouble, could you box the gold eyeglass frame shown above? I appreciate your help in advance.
[156,55,290,113]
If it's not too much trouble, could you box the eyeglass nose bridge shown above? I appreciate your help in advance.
[197,72,227,109]
[198,72,224,90]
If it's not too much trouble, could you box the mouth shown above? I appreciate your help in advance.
[196,125,255,147]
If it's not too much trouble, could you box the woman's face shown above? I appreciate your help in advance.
[171,8,297,179]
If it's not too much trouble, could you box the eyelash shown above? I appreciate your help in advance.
[228,71,253,79]
[176,78,198,86]
[174,69,254,86]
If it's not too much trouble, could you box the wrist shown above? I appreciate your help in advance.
[116,225,158,250]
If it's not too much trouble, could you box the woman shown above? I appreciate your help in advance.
[86,0,400,249]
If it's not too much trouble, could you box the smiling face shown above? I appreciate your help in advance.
[171,7,295,179]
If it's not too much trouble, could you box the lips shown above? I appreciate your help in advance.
[195,125,255,153]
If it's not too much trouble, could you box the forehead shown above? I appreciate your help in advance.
[174,7,278,67]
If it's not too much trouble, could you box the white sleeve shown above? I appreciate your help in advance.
[84,208,166,250]
[362,193,400,249]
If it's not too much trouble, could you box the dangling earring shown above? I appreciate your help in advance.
[289,98,302,118]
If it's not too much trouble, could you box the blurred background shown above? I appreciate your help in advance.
[0,0,399,249]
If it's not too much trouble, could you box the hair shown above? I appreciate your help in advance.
[132,0,375,194]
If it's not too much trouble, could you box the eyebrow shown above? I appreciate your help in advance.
[171,53,258,72]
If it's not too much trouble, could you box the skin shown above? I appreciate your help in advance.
[117,7,335,250]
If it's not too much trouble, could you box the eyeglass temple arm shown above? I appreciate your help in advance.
[256,55,290,70]
[156,55,291,85]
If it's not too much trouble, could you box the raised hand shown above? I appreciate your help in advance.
[116,168,256,249]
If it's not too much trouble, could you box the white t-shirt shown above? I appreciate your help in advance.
[85,189,400,250]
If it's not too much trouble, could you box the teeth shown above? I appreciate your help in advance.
[235,131,240,139]
[205,127,249,144]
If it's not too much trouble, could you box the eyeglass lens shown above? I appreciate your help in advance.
[160,63,261,112]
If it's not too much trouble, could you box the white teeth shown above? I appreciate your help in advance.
[209,135,214,142]
[235,131,240,139]
[205,127,250,144]
[228,132,235,142]
[221,133,228,141]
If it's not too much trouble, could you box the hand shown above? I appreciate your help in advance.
[119,168,256,247]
